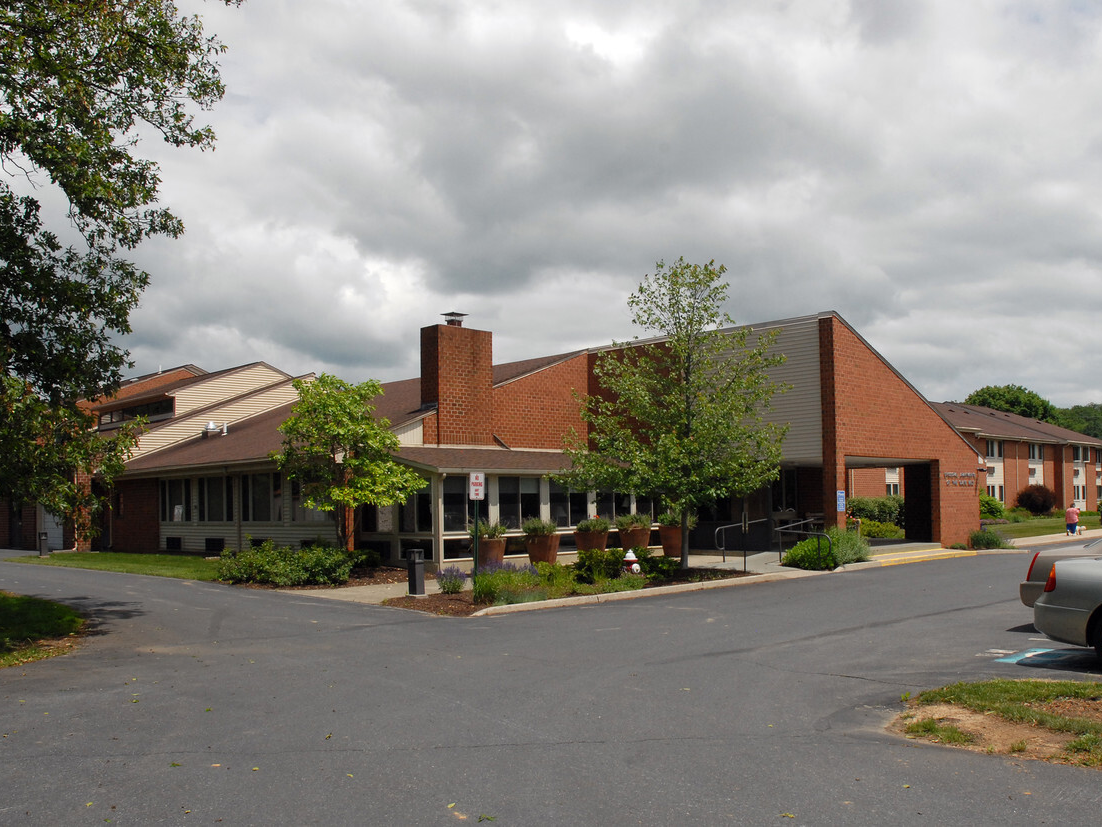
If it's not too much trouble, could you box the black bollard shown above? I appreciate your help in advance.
[407,548,425,596]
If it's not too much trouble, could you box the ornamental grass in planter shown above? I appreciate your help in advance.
[657,509,698,557]
[615,513,652,551]
[574,515,611,551]
[470,519,508,565]
[522,517,561,564]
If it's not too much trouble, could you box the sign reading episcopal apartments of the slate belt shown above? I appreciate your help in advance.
[942,472,978,487]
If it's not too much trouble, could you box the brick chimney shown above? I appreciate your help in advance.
[420,314,493,445]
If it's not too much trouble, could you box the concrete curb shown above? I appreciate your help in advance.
[471,566,821,616]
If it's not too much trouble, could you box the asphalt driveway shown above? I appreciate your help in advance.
[2,551,1100,825]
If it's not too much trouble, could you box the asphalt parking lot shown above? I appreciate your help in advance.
[2,550,1100,825]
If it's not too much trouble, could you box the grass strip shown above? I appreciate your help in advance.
[6,552,222,581]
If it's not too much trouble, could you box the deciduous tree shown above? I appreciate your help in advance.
[0,1,241,521]
[274,375,428,552]
[560,258,788,568]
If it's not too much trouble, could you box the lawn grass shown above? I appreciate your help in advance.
[914,679,1102,766]
[0,591,85,668]
[6,552,222,581]
[991,515,1092,540]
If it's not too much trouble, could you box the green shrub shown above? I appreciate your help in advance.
[535,561,578,598]
[847,495,904,527]
[1015,484,1057,516]
[969,528,1011,549]
[636,548,680,580]
[859,519,905,539]
[575,516,611,533]
[436,566,467,594]
[783,527,870,570]
[614,512,650,530]
[217,539,356,586]
[471,562,541,604]
[574,548,625,583]
[979,493,1005,520]
[521,517,557,536]
[470,519,508,538]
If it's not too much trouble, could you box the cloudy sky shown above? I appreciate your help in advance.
[119,0,1102,406]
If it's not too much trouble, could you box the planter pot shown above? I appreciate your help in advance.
[659,526,682,557]
[617,526,651,551]
[476,537,506,567]
[573,530,609,552]
[525,534,560,565]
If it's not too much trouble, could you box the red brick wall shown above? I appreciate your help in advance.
[420,324,493,445]
[820,316,979,546]
[110,479,161,553]
[849,468,889,498]
[493,354,589,449]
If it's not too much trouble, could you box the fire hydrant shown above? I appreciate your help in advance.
[623,549,641,575]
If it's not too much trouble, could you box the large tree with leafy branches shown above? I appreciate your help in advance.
[0,1,242,531]
[559,258,789,568]
[963,385,1058,422]
[274,375,428,552]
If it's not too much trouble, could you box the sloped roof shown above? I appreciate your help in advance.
[124,402,295,474]
[396,446,572,474]
[933,402,1102,447]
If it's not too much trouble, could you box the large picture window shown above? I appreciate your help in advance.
[498,477,540,529]
[241,473,282,522]
[291,480,331,522]
[401,485,433,533]
[198,476,231,522]
[161,478,191,522]
[549,482,587,527]
[442,476,474,532]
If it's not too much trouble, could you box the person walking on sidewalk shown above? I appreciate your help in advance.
[1065,503,1082,536]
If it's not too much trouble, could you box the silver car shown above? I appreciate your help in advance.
[1019,538,1102,607]
[1032,556,1102,658]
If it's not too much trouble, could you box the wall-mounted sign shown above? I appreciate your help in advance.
[837,490,846,512]
[943,471,978,488]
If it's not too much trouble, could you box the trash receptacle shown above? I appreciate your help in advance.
[38,531,49,557]
[407,548,425,596]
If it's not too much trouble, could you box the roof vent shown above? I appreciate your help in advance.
[202,421,227,438]
[442,311,467,327]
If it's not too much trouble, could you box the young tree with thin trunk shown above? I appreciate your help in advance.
[561,258,788,568]
[274,375,427,552]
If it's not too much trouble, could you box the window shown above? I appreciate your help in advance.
[498,477,540,529]
[985,440,1003,459]
[241,473,282,522]
[595,490,632,521]
[198,476,232,522]
[1073,445,1083,462]
[886,483,900,496]
[442,476,473,532]
[161,478,191,522]
[1074,485,1086,501]
[401,486,432,533]
[549,482,587,527]
[1028,443,1043,460]
[291,480,331,522]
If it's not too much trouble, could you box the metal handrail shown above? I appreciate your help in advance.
[714,517,769,570]
[775,524,833,569]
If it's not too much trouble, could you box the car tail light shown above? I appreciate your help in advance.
[1026,552,1040,580]
[1043,565,1057,592]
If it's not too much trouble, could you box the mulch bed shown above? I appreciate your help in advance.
[382,566,752,617]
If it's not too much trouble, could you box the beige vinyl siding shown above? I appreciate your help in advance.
[394,420,424,446]
[133,380,302,459]
[171,364,289,416]
[752,317,823,465]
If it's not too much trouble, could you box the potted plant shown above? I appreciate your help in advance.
[574,515,611,551]
[657,508,698,557]
[615,512,652,551]
[470,519,508,565]
[522,517,560,564]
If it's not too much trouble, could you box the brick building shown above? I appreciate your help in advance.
[4,310,985,560]
[933,403,1102,512]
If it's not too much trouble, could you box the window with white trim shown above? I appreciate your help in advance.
[986,440,1003,458]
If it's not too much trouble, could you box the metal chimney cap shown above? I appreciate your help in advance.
[442,311,467,327]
